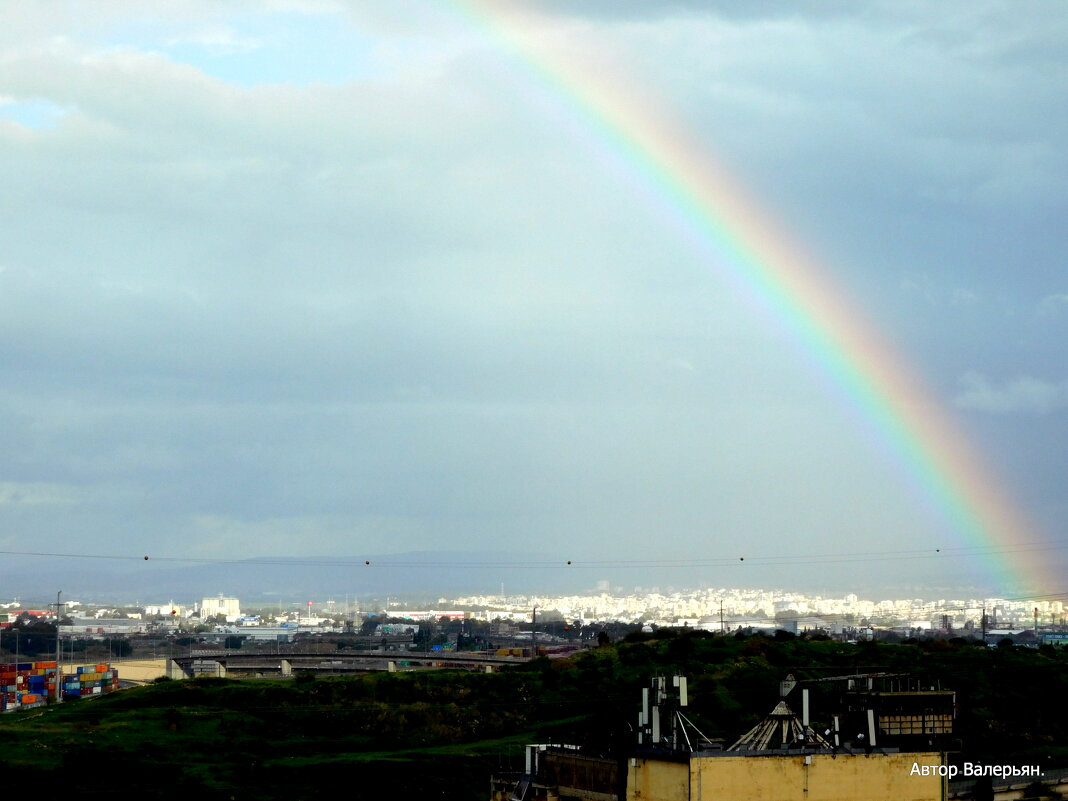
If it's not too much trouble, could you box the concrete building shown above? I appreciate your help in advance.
[627,751,943,801]
[496,743,946,801]
[144,601,184,618]
[200,595,241,622]
[494,673,952,801]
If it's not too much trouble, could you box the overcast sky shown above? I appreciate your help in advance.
[1,1,1066,598]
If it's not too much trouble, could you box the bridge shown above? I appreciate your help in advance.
[166,649,540,679]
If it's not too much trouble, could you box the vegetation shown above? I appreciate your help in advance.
[0,619,59,658]
[0,631,1065,798]
[0,618,135,662]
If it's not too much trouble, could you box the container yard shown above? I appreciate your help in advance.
[0,661,119,711]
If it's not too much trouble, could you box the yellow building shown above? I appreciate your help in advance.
[627,750,946,801]
[492,674,953,801]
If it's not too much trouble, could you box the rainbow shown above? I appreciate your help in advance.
[448,0,1055,593]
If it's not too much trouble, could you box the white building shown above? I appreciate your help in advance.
[200,595,241,622]
[144,601,184,618]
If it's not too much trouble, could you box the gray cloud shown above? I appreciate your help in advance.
[1,2,1066,595]
[955,372,1068,414]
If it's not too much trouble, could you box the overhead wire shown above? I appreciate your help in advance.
[2,537,1067,569]
[1,541,1067,608]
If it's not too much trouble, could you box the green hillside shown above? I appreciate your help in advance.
[1,632,1065,799]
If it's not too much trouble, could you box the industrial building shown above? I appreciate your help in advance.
[626,749,943,801]
[144,601,184,618]
[494,673,954,801]
[199,595,241,622]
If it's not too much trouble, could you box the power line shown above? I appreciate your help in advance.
[2,537,1066,570]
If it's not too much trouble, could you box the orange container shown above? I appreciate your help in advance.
[20,694,39,704]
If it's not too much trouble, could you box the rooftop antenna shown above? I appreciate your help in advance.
[729,699,830,752]
[637,675,718,751]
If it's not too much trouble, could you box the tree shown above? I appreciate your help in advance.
[4,620,58,657]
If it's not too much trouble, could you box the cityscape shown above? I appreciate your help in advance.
[3,581,1067,799]
[4,583,1065,642]
[2,1,1066,798]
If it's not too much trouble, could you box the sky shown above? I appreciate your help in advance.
[1,1,1066,600]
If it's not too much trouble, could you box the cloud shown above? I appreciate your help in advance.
[898,276,985,308]
[164,27,262,56]
[0,93,76,134]
[0,0,1065,594]
[1038,294,1068,316]
[0,482,80,506]
[955,372,1068,414]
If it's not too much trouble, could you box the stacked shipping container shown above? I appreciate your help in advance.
[0,661,119,711]
[65,663,119,698]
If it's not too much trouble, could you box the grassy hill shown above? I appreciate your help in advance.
[1,631,1066,799]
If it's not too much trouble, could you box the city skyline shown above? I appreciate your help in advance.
[8,580,1063,636]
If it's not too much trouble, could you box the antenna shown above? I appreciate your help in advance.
[637,675,719,752]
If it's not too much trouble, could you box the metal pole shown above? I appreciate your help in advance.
[55,591,63,703]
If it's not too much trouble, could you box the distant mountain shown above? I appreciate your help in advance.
[0,550,595,606]
[0,549,1002,606]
